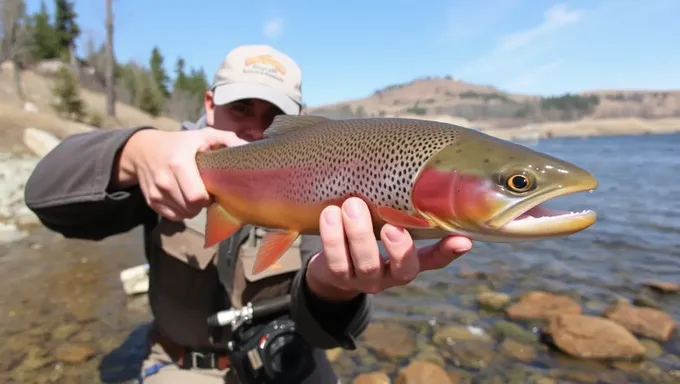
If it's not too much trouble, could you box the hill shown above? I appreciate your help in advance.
[306,76,680,137]
[0,61,181,153]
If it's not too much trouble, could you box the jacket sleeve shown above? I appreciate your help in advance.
[289,234,372,350]
[24,126,157,240]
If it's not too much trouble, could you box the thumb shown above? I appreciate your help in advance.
[201,127,249,148]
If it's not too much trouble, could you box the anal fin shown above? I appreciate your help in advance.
[205,202,242,248]
[377,206,434,229]
[253,230,300,275]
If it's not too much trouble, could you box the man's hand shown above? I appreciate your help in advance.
[115,128,248,221]
[306,197,473,301]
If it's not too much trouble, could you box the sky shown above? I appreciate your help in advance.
[25,0,680,107]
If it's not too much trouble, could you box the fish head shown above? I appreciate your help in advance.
[411,130,598,241]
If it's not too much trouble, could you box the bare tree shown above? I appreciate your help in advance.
[0,0,29,100]
[105,0,115,116]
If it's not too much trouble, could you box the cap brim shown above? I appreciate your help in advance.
[213,82,300,115]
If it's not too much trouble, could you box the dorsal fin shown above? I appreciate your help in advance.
[264,115,331,138]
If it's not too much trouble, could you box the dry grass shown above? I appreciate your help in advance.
[0,62,183,153]
[0,62,181,130]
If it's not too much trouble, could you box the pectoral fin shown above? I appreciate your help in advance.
[205,203,242,248]
[377,205,434,229]
[253,230,300,275]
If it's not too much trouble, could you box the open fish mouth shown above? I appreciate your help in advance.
[487,184,598,236]
[503,205,596,231]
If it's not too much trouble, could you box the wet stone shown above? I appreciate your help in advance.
[54,343,96,364]
[603,302,677,342]
[477,291,511,311]
[493,320,540,344]
[500,338,538,362]
[353,371,391,384]
[506,291,582,321]
[545,314,646,360]
[396,360,452,384]
[360,322,417,360]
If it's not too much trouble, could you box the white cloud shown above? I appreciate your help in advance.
[450,3,585,92]
[494,4,582,54]
[262,17,284,39]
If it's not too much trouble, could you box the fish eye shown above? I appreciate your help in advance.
[506,174,532,192]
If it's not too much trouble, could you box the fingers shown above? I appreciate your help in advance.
[201,128,249,149]
[380,225,419,285]
[341,198,384,290]
[417,236,473,272]
[319,205,353,282]
[170,155,211,216]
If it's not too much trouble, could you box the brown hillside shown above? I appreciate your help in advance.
[307,76,680,131]
[0,61,180,140]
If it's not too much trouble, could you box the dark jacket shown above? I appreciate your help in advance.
[23,124,372,351]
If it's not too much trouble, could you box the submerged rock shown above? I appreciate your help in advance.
[506,291,581,321]
[396,360,452,384]
[544,314,646,360]
[603,302,677,342]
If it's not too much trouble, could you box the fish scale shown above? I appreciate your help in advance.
[196,114,598,276]
[196,117,461,212]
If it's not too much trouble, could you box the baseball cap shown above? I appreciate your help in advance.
[211,44,302,115]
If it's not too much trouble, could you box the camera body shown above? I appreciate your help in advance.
[228,314,315,384]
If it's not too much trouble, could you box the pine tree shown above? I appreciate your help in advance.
[149,47,170,98]
[54,0,80,64]
[173,57,189,91]
[52,65,84,121]
[26,0,60,61]
[137,71,162,116]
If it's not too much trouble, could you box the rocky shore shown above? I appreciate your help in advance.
[331,283,680,383]
[0,151,42,244]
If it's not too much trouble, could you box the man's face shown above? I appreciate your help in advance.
[204,90,285,142]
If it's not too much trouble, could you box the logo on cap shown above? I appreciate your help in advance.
[244,54,287,77]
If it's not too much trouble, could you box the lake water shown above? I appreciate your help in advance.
[392,132,680,319]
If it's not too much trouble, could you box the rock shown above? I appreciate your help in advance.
[433,325,491,345]
[325,347,343,362]
[477,291,510,311]
[52,323,81,341]
[544,314,646,360]
[54,343,96,364]
[353,372,391,384]
[643,281,680,293]
[0,222,23,243]
[632,292,662,309]
[493,320,539,344]
[506,291,581,321]
[603,302,677,342]
[640,339,663,359]
[412,345,445,367]
[23,128,60,158]
[361,322,417,359]
[500,339,537,362]
[396,360,452,384]
[443,340,495,370]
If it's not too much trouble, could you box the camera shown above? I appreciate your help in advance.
[208,296,315,383]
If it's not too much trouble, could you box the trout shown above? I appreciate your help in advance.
[196,115,598,275]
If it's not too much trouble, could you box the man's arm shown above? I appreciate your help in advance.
[289,235,372,350]
[24,127,157,240]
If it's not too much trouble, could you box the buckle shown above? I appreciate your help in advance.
[187,351,217,369]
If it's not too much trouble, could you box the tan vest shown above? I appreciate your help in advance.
[155,208,302,309]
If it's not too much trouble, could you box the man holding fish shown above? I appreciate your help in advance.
[24,45,481,383]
